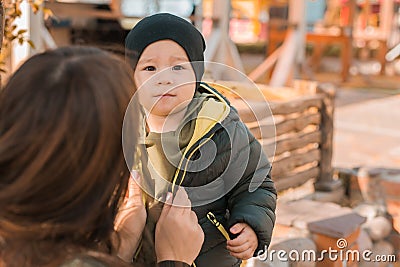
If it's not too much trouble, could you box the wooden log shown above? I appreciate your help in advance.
[228,98,273,123]
[249,126,274,140]
[247,112,321,139]
[262,130,322,156]
[271,148,321,177]
[274,166,320,191]
[275,113,321,136]
[248,45,283,82]
[314,83,341,191]
[210,80,302,101]
[269,95,323,115]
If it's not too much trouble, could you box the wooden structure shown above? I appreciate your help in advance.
[305,0,356,82]
[204,0,245,79]
[256,0,397,83]
[306,30,353,82]
[251,0,355,83]
[264,92,325,191]
[249,0,307,86]
[212,80,339,192]
[352,0,395,74]
[267,83,338,191]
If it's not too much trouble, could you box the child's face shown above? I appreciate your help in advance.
[134,40,196,117]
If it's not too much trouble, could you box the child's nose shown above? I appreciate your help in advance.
[157,78,173,85]
[156,71,173,85]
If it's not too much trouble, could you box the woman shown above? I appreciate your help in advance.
[0,46,203,267]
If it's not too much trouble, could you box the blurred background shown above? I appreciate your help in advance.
[1,1,400,266]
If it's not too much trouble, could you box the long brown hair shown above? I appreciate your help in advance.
[0,46,137,266]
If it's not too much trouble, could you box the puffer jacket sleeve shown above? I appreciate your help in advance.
[223,118,277,256]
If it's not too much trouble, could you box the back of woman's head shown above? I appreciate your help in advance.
[0,46,137,265]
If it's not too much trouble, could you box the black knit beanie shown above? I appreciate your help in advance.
[125,13,206,83]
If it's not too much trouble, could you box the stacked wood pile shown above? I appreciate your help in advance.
[208,80,335,192]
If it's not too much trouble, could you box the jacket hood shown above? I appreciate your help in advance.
[184,83,231,151]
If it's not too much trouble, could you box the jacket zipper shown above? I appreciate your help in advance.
[171,133,215,191]
[207,212,231,241]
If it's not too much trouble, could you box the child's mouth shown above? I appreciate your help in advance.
[156,93,175,98]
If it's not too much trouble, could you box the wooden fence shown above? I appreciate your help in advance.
[210,81,336,192]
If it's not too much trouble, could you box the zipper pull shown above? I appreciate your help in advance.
[207,212,231,240]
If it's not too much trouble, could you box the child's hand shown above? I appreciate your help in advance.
[227,223,258,260]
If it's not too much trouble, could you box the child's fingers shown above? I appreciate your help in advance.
[230,223,246,235]
[227,233,246,247]
[228,225,258,260]
[227,242,251,254]
[229,249,253,260]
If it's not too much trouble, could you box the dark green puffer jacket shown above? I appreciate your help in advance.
[136,83,276,267]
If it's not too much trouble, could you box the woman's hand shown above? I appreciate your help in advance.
[114,172,146,262]
[155,188,204,265]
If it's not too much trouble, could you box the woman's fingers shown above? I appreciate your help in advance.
[113,173,147,262]
[128,171,142,201]
[155,187,203,264]
[172,187,191,207]
[159,192,173,220]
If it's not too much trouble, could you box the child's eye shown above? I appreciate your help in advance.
[144,66,156,71]
[172,65,184,71]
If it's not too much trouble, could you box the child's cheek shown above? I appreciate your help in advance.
[137,90,152,111]
[133,71,150,89]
